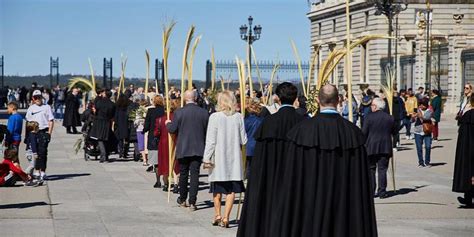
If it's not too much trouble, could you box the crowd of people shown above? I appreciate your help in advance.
[0,79,473,236]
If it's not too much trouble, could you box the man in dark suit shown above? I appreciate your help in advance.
[362,97,395,199]
[166,90,209,211]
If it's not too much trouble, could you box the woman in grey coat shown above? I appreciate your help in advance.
[203,91,247,228]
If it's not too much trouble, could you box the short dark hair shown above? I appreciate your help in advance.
[275,82,298,105]
[319,84,339,107]
[7,101,18,110]
[419,98,429,107]
[432,89,440,96]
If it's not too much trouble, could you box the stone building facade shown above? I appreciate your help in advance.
[308,0,474,113]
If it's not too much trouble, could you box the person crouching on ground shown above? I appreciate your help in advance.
[0,149,31,187]
[203,91,247,228]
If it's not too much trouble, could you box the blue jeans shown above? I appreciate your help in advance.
[54,101,64,119]
[402,117,412,136]
[415,134,432,165]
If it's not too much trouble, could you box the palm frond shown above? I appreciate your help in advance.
[211,46,216,91]
[68,77,94,91]
[290,39,307,97]
[188,35,202,90]
[145,50,151,99]
[181,25,195,105]
[73,137,83,154]
[250,45,263,92]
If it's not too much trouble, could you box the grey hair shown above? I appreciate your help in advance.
[372,97,386,111]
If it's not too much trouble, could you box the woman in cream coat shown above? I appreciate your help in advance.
[203,91,247,228]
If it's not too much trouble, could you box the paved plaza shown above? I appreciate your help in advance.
[0,117,473,237]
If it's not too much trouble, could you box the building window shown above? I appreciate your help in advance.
[333,19,336,33]
[361,44,368,83]
[349,15,352,29]
[318,22,322,36]
[365,11,369,27]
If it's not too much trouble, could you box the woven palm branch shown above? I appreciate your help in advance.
[68,77,94,91]
[307,45,320,94]
[145,50,150,99]
[162,20,176,203]
[181,26,195,106]
[381,67,395,115]
[211,46,216,91]
[266,63,280,105]
[250,45,263,92]
[188,35,202,90]
[306,35,391,114]
[290,39,307,97]
[73,137,83,154]
[88,58,97,94]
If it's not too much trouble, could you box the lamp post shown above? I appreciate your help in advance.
[0,55,4,88]
[239,16,262,78]
[373,0,408,75]
[103,58,112,89]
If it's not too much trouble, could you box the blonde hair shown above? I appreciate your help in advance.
[246,98,262,115]
[26,121,39,133]
[216,91,237,116]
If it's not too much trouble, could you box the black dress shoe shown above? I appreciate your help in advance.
[172,184,179,194]
[379,192,389,199]
[146,166,154,172]
[457,197,473,207]
[153,182,161,188]
[162,185,168,192]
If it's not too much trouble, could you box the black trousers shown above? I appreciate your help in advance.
[35,131,50,171]
[66,126,78,133]
[178,156,202,205]
[98,141,108,162]
[369,155,390,194]
[393,119,402,147]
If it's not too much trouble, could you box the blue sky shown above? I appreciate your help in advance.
[1,0,311,81]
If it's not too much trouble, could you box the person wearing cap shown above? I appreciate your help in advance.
[25,89,54,184]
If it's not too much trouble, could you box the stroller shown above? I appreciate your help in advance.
[81,107,100,161]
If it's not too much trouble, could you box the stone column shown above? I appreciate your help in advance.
[446,34,467,114]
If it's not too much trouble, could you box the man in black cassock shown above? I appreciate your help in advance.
[237,82,303,237]
[63,88,81,134]
[270,84,377,237]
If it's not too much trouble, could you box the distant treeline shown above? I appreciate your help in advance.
[2,74,206,90]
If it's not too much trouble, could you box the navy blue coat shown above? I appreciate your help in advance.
[362,110,395,157]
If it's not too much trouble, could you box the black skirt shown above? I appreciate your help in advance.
[209,181,245,194]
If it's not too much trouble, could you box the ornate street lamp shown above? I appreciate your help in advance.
[239,16,262,77]
[372,0,408,72]
[0,55,4,88]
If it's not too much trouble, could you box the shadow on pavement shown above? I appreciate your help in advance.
[431,145,444,149]
[428,162,447,167]
[397,147,413,151]
[0,201,59,209]
[382,185,429,199]
[437,138,452,142]
[47,173,91,181]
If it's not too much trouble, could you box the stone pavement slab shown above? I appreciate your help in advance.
[0,118,473,237]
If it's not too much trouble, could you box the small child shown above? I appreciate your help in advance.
[25,121,40,182]
[6,102,23,150]
[0,149,30,187]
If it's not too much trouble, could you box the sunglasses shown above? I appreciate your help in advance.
[465,87,471,90]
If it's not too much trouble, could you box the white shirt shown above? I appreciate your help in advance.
[26,104,54,130]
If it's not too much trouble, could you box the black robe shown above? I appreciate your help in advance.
[63,93,81,127]
[270,113,377,237]
[114,106,130,140]
[237,106,303,237]
[90,97,116,141]
[143,106,165,150]
[453,109,474,193]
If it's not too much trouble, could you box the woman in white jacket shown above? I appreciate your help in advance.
[203,91,247,228]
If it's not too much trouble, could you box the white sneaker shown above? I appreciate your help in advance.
[393,148,398,152]
[405,135,409,140]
